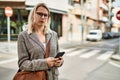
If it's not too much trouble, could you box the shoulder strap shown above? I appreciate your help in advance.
[45,39,50,58]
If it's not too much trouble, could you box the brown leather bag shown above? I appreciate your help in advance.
[13,39,50,80]
[13,70,47,80]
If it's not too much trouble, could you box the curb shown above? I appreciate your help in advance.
[110,54,120,61]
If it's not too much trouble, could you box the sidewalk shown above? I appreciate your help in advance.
[0,40,87,63]
[0,40,119,60]
[110,47,120,61]
[0,41,17,54]
[59,40,88,49]
[0,41,17,64]
[0,40,87,54]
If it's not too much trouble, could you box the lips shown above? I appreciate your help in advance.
[39,20,45,23]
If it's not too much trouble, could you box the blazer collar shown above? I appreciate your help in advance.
[29,32,52,53]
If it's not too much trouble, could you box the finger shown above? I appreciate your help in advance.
[50,57,56,62]
[57,59,63,62]
[58,57,63,60]
[56,60,60,62]
[54,63,61,67]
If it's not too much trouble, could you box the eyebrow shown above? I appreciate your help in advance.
[36,12,48,14]
[36,11,48,13]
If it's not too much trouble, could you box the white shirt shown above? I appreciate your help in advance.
[43,43,46,49]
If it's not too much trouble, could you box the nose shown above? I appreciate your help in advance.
[41,15,46,18]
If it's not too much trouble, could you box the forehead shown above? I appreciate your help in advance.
[36,6,48,13]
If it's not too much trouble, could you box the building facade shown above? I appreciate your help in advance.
[0,0,119,42]
[0,0,71,41]
[0,0,27,40]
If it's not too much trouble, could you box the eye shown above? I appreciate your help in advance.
[36,12,48,18]
[36,13,42,16]
[44,14,48,17]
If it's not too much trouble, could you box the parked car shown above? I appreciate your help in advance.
[102,32,120,39]
[112,32,120,38]
[86,30,102,41]
[102,32,113,39]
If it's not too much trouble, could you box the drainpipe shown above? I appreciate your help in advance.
[80,0,84,43]
[108,0,112,32]
[97,0,100,28]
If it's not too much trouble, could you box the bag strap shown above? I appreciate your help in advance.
[45,39,50,58]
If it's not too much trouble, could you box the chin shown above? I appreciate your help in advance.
[38,23,45,26]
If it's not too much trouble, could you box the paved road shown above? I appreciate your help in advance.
[85,60,120,80]
[59,38,120,80]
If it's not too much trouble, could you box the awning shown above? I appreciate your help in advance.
[25,0,69,14]
[0,0,25,2]
[25,6,67,14]
[49,8,67,14]
[0,1,25,9]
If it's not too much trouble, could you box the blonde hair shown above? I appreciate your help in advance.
[27,3,52,34]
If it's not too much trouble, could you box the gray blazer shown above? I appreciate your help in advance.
[17,30,60,80]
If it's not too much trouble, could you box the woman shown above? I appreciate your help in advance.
[17,3,63,80]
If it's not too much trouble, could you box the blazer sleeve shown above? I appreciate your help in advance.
[53,31,64,67]
[18,32,49,71]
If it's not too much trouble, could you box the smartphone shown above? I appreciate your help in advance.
[55,52,65,58]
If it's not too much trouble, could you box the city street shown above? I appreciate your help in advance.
[0,38,119,80]
[0,0,120,80]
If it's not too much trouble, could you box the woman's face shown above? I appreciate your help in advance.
[35,6,49,26]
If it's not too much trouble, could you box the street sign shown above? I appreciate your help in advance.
[4,6,13,50]
[112,8,120,24]
[116,10,120,20]
[4,6,13,17]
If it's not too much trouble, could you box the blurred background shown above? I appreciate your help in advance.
[0,0,120,42]
[0,0,120,80]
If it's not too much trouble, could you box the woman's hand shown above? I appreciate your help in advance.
[54,57,63,67]
[46,57,63,67]
[46,57,56,67]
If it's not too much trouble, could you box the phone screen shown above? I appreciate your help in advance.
[55,52,65,58]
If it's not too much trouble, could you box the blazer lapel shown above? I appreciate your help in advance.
[29,32,46,53]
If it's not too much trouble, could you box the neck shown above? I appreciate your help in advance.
[36,26,45,35]
[35,24,44,31]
